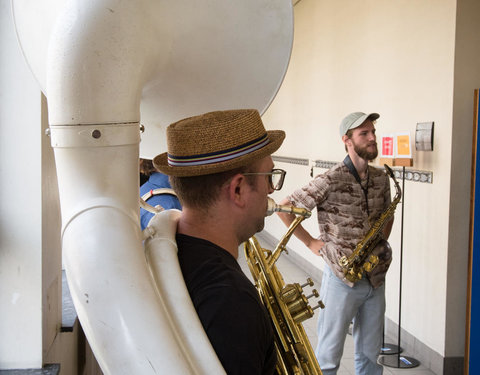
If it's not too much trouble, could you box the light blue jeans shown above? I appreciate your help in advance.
[315,266,385,375]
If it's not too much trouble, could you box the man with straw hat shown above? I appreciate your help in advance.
[154,108,286,374]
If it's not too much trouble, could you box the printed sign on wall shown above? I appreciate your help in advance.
[396,133,412,158]
[380,133,412,158]
[381,135,395,158]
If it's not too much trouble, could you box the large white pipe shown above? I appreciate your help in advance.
[47,1,210,373]
[144,209,225,374]
[13,0,293,373]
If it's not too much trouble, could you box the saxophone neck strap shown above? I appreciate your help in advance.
[343,155,370,216]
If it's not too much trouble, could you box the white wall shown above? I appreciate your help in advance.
[262,0,470,360]
[0,2,62,369]
[0,1,43,367]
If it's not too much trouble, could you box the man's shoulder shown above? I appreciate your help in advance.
[369,165,389,183]
[369,165,386,176]
[324,160,345,172]
[321,161,351,181]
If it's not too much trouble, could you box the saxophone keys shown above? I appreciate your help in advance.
[345,269,362,283]
[338,255,348,267]
[363,263,373,272]
[363,255,380,272]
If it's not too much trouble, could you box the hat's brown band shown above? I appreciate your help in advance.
[167,133,269,167]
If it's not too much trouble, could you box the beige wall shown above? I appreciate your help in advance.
[262,0,476,360]
[1,0,43,366]
[1,2,63,369]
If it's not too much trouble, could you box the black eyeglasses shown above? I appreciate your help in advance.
[243,169,286,191]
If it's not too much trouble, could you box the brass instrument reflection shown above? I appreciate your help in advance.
[245,198,324,374]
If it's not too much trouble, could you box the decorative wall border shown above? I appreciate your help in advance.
[392,168,433,184]
[273,155,433,184]
[272,155,309,166]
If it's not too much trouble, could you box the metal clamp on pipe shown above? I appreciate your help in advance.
[48,122,141,148]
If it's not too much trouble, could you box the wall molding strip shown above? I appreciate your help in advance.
[273,155,433,184]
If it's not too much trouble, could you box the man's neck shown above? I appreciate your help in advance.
[177,208,240,258]
[347,151,369,179]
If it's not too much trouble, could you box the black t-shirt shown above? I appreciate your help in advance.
[177,233,277,375]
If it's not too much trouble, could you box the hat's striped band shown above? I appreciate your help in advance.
[167,133,270,167]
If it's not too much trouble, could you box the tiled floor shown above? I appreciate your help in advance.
[238,243,437,375]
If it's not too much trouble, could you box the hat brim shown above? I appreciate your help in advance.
[153,130,285,177]
[350,113,380,131]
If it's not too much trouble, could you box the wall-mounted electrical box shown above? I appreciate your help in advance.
[415,122,434,151]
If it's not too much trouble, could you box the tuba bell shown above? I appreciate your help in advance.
[245,198,324,374]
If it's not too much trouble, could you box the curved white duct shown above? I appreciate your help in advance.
[47,2,208,373]
[143,209,227,374]
[12,0,293,373]
[13,0,294,158]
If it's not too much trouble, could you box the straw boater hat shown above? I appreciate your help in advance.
[153,109,285,177]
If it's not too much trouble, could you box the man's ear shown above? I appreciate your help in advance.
[342,134,350,147]
[226,173,248,208]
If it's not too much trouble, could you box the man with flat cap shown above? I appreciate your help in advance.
[277,112,394,375]
[154,109,287,374]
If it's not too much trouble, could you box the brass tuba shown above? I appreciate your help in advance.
[245,198,324,375]
[339,164,402,283]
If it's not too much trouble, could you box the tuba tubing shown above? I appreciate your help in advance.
[14,0,293,373]
[144,210,226,374]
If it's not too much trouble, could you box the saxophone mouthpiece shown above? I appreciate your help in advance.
[266,198,311,218]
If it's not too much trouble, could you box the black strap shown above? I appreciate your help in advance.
[343,155,370,216]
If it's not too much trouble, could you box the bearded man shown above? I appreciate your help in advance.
[277,112,394,375]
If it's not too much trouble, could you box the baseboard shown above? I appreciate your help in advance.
[0,364,60,374]
[384,319,464,375]
[443,357,464,375]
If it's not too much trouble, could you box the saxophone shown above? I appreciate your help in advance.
[245,198,324,375]
[338,164,402,283]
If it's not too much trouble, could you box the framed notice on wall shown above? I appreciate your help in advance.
[381,135,395,158]
[396,132,412,158]
[467,89,480,374]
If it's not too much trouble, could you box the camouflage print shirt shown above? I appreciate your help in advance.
[287,161,392,288]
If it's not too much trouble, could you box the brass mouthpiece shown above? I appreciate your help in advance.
[266,198,311,218]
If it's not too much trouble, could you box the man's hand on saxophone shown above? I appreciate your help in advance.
[307,238,325,256]
[276,197,324,256]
